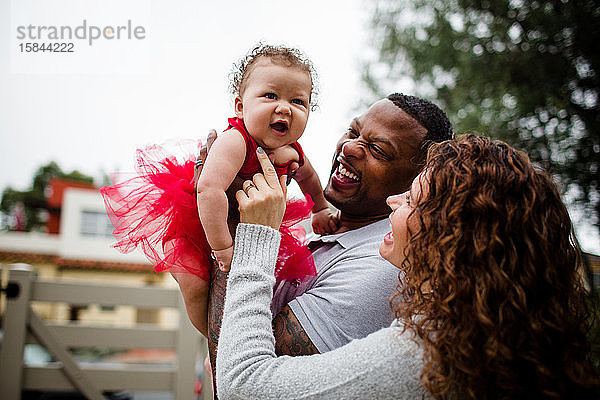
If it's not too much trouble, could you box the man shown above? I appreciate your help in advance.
[184,93,452,392]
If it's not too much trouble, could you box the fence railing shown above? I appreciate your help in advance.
[0,263,210,400]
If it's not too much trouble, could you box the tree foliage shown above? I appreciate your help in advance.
[364,0,599,230]
[0,161,94,231]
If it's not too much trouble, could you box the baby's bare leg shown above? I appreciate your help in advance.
[171,271,209,336]
[165,235,212,337]
[172,179,241,338]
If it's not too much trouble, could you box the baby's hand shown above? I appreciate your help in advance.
[213,245,234,272]
[311,208,339,235]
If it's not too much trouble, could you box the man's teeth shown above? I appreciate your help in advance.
[337,164,359,181]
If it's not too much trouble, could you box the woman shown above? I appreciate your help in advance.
[217,135,599,399]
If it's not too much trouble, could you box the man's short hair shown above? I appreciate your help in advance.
[387,93,453,145]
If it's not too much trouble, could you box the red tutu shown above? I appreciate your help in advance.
[100,139,316,282]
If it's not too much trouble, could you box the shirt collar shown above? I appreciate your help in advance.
[308,218,391,249]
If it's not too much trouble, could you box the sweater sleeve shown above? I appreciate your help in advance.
[216,223,429,400]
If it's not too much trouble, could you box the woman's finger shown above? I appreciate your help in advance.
[279,174,288,198]
[251,172,268,192]
[242,180,258,197]
[255,147,279,189]
[236,189,250,207]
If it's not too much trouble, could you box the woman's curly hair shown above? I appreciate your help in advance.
[394,134,599,399]
[229,43,319,110]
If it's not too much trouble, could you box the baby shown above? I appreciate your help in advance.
[101,45,336,332]
[197,44,337,270]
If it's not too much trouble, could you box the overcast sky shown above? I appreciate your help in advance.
[1,0,374,188]
[1,0,598,253]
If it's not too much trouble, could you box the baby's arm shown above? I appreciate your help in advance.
[196,130,246,269]
[293,156,339,234]
[269,145,300,166]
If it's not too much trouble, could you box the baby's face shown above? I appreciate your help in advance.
[235,59,311,150]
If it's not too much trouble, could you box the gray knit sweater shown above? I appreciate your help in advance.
[216,223,431,400]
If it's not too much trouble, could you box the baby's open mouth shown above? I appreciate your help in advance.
[270,122,288,133]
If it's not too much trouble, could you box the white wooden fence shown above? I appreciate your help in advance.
[0,264,211,400]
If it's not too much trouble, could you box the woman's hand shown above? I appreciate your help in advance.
[236,147,287,230]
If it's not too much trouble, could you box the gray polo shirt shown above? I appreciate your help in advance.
[272,218,400,353]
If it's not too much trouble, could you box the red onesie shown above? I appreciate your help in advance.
[227,117,305,179]
[100,119,316,282]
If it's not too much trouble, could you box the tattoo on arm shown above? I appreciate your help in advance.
[272,305,319,356]
[207,264,227,399]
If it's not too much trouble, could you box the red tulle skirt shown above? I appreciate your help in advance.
[100,140,316,282]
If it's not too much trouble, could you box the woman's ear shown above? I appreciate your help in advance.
[234,96,244,119]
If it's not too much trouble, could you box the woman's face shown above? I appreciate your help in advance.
[379,172,427,267]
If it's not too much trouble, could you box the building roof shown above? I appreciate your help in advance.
[47,177,97,208]
[0,251,152,273]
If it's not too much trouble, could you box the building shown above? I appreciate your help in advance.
[0,178,177,327]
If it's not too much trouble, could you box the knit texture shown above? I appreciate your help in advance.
[216,223,431,399]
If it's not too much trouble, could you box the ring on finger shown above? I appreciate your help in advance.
[243,182,256,195]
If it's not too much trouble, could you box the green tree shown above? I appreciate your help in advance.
[364,0,599,231]
[0,161,94,231]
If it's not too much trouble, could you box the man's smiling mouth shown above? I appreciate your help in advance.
[332,156,360,184]
[336,164,359,181]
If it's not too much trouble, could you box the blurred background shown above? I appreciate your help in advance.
[1,0,597,253]
[1,0,599,398]
[1,0,599,250]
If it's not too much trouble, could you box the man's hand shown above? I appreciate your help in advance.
[311,208,339,235]
[194,129,218,190]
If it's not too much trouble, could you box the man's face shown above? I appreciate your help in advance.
[324,99,428,218]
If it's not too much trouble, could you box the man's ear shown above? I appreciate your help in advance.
[234,96,244,118]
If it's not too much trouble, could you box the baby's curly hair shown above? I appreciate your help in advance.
[395,134,599,399]
[230,43,319,110]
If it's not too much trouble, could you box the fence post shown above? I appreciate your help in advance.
[174,292,198,400]
[0,264,34,400]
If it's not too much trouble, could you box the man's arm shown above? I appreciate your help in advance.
[189,129,228,396]
[272,305,319,356]
[208,278,319,385]
[207,264,227,388]
[207,254,319,397]
[206,179,244,395]
[207,208,319,389]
